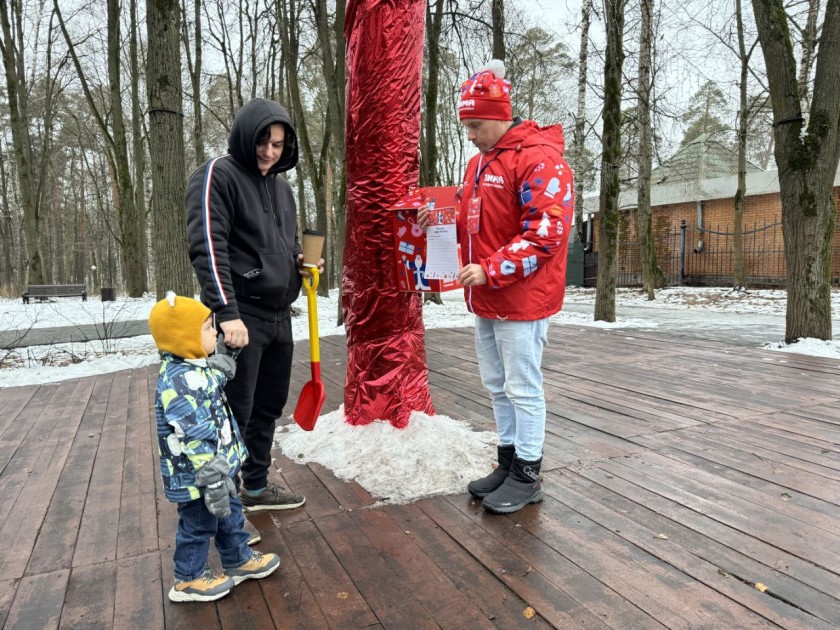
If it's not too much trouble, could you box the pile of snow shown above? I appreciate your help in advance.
[277,406,497,505]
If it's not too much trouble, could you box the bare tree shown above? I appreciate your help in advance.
[636,0,663,300]
[732,0,750,291]
[594,0,626,323]
[491,0,505,60]
[146,0,195,298]
[751,0,840,342]
[0,0,45,284]
[182,0,206,166]
[573,0,592,245]
[55,0,148,296]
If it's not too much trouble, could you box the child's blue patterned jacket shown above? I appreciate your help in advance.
[155,352,248,503]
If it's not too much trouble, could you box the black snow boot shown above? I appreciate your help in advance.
[467,444,515,498]
[482,456,543,514]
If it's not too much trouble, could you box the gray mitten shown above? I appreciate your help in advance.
[207,335,237,379]
[195,454,236,519]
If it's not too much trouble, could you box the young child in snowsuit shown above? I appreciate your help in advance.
[149,293,280,603]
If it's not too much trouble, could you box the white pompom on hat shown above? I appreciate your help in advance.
[457,58,512,121]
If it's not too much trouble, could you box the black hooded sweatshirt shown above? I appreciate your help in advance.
[186,99,303,322]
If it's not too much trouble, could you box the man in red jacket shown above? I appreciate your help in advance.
[423,60,573,514]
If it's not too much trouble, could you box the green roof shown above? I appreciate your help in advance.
[652,134,762,184]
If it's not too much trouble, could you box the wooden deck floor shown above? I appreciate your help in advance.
[1,325,839,629]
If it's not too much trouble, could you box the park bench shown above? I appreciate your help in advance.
[22,284,88,304]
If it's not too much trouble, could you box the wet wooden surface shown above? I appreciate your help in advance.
[1,325,839,629]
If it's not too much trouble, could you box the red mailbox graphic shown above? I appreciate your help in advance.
[390,186,461,293]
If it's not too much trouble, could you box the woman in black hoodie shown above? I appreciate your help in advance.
[186,98,322,512]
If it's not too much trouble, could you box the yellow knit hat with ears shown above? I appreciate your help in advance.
[148,292,212,359]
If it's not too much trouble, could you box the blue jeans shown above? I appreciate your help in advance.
[173,494,252,581]
[474,317,549,462]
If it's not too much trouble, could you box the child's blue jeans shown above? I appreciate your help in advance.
[173,494,252,582]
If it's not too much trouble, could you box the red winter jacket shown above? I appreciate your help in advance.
[456,119,574,320]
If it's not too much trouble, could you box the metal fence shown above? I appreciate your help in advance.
[583,218,803,288]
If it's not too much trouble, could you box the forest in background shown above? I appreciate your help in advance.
[0,0,837,341]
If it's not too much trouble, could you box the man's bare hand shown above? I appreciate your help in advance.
[417,204,430,230]
[459,263,487,286]
[296,254,325,277]
[220,319,249,348]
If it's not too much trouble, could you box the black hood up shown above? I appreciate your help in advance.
[228,98,299,175]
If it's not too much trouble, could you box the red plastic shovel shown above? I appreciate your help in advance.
[293,268,325,431]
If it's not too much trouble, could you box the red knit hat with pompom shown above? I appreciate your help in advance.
[458,59,512,121]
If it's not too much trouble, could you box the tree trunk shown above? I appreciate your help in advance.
[594,0,625,323]
[146,0,195,298]
[107,0,146,296]
[181,0,206,166]
[636,0,663,300]
[751,0,840,343]
[0,0,45,284]
[130,0,148,289]
[573,0,591,245]
[491,0,505,61]
[733,0,749,290]
[797,0,820,114]
[0,140,14,291]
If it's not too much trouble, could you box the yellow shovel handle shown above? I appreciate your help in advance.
[302,268,320,363]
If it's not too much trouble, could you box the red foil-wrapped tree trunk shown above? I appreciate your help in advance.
[342,0,435,427]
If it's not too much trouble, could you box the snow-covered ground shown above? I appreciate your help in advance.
[2,286,840,389]
[3,285,840,505]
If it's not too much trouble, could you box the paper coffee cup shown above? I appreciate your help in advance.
[302,229,325,267]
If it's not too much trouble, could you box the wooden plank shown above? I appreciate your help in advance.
[279,519,378,628]
[306,461,376,512]
[636,432,840,514]
[25,378,110,576]
[598,452,840,576]
[312,511,441,627]
[3,569,69,630]
[634,441,840,529]
[0,379,93,579]
[0,383,62,501]
[441,496,669,629]
[386,502,555,629]
[548,469,834,630]
[246,512,331,629]
[117,370,159,559]
[417,497,603,629]
[675,423,840,480]
[351,505,542,629]
[73,373,128,566]
[0,384,36,437]
[568,463,840,626]
[113,552,165,630]
[0,578,16,628]
[269,453,343,523]
[59,561,117,629]
[508,492,768,629]
[146,364,179,554]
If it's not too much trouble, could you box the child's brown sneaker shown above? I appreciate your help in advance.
[227,551,280,585]
[168,569,235,603]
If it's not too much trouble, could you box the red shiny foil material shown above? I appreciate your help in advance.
[342,0,435,428]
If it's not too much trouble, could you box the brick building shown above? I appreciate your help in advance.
[580,135,840,287]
